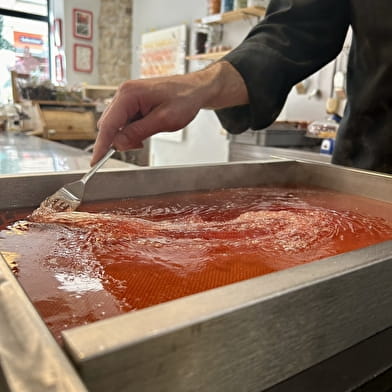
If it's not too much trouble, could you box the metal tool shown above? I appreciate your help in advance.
[38,148,116,212]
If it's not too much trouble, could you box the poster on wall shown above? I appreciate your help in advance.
[140,25,187,142]
[73,44,93,73]
[53,18,63,47]
[55,54,64,81]
[73,8,93,40]
[13,31,47,77]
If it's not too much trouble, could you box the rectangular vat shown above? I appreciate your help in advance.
[0,160,392,392]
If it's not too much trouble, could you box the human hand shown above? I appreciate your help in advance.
[91,61,248,165]
[91,74,205,165]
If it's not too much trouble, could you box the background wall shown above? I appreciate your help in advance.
[51,0,101,86]
[98,0,132,86]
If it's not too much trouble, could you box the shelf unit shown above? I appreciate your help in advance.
[188,6,266,62]
[186,50,230,62]
[81,84,118,101]
[196,6,266,25]
[34,100,95,107]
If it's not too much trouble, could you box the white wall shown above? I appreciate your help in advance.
[50,0,101,87]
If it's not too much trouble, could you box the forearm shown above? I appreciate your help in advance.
[187,61,249,110]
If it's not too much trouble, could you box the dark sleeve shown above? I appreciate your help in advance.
[216,0,350,134]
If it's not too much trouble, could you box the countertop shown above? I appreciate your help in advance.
[229,143,332,164]
[0,131,332,176]
[0,131,136,175]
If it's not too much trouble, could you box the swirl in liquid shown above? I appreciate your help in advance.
[1,186,392,343]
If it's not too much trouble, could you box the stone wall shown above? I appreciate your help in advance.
[98,0,132,85]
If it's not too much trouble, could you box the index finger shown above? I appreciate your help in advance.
[91,92,135,165]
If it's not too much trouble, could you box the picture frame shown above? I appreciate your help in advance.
[73,44,93,73]
[140,24,187,79]
[73,8,93,40]
[53,18,62,47]
[55,54,64,81]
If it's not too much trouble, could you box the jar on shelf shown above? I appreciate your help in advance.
[221,0,234,12]
[234,0,247,9]
[306,117,338,139]
[195,24,210,54]
[4,104,21,131]
[247,0,270,7]
[208,0,221,14]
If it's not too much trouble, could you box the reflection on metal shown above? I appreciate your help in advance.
[0,131,133,175]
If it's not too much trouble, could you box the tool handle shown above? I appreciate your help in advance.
[81,148,116,184]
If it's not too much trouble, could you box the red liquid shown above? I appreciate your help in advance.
[1,186,392,343]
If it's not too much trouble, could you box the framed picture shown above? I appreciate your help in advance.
[140,24,187,79]
[53,18,62,47]
[55,54,64,81]
[73,8,93,40]
[73,44,93,73]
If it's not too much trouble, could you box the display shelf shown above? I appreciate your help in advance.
[186,50,230,62]
[197,6,266,25]
[34,100,96,107]
[82,84,118,101]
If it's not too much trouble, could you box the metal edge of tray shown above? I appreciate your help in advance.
[1,160,391,211]
[62,240,392,392]
[0,252,88,392]
[0,159,287,209]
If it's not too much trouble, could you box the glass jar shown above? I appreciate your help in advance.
[234,0,248,9]
[208,0,221,14]
[195,24,210,54]
[306,118,338,139]
[4,104,20,132]
[221,0,234,12]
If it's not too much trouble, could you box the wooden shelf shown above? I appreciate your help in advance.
[34,100,96,107]
[82,84,118,101]
[82,84,118,91]
[197,6,265,25]
[186,50,230,62]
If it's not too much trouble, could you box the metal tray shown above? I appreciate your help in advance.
[1,160,392,392]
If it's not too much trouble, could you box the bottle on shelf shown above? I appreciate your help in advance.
[195,24,210,54]
[208,0,221,14]
[221,0,234,13]
[234,0,248,9]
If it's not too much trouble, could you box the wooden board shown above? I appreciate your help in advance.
[41,109,97,140]
[197,6,266,25]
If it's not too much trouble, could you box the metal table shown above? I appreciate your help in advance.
[0,131,135,175]
[229,143,332,164]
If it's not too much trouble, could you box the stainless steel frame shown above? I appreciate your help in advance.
[1,160,392,392]
[0,252,88,392]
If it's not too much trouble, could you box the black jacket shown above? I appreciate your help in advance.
[217,0,392,173]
